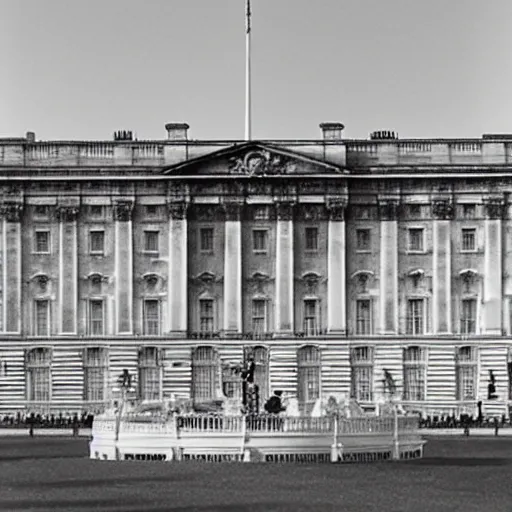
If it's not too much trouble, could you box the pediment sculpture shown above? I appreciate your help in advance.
[228,150,295,176]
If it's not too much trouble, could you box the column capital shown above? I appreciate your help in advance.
[222,201,244,221]
[275,201,294,221]
[378,199,400,221]
[432,200,454,220]
[0,203,23,222]
[113,200,134,221]
[325,199,347,221]
[484,198,505,220]
[167,201,188,220]
[56,205,79,222]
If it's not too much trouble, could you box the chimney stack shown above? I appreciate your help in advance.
[165,123,190,141]
[26,131,36,143]
[319,122,345,140]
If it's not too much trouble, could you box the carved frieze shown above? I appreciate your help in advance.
[378,200,400,221]
[325,199,347,221]
[299,272,322,295]
[0,203,23,222]
[297,204,326,222]
[113,201,134,222]
[229,150,294,176]
[275,202,294,221]
[351,270,375,294]
[432,200,454,220]
[222,202,243,221]
[246,272,272,294]
[484,199,505,220]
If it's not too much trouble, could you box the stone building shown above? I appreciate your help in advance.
[0,122,511,417]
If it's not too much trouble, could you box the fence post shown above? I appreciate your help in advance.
[330,415,339,463]
[392,405,400,461]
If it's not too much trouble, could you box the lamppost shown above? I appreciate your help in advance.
[113,369,136,445]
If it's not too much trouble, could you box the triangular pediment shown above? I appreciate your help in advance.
[161,142,345,176]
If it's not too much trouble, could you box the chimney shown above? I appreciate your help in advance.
[165,123,190,141]
[26,131,36,143]
[319,122,345,140]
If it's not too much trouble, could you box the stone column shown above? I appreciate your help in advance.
[483,199,504,335]
[113,200,134,335]
[168,202,188,336]
[275,202,294,334]
[326,199,347,334]
[1,203,23,334]
[432,200,453,334]
[378,200,399,334]
[57,205,79,335]
[223,202,243,334]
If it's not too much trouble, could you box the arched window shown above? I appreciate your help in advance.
[26,348,52,402]
[83,347,108,402]
[191,346,219,403]
[138,347,162,401]
[403,346,426,401]
[456,346,478,401]
[350,346,374,402]
[297,346,321,410]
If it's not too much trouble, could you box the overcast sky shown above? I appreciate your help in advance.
[1,0,511,141]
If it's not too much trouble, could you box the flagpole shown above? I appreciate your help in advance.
[245,0,252,141]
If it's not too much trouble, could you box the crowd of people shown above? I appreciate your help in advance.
[0,412,94,430]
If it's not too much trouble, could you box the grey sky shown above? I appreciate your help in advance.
[1,0,511,141]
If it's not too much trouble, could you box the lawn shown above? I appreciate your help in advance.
[0,436,511,512]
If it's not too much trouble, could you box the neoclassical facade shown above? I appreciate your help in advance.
[0,123,511,417]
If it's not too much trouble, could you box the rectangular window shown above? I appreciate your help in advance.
[89,300,104,336]
[84,347,107,402]
[26,348,51,402]
[199,299,214,333]
[199,227,214,252]
[252,229,268,253]
[145,205,159,217]
[34,205,50,218]
[297,346,321,409]
[461,299,477,334]
[403,347,426,401]
[350,347,374,402]
[355,299,372,335]
[461,228,476,252]
[303,299,319,336]
[89,230,105,254]
[305,227,318,251]
[407,299,424,335]
[138,347,161,401]
[90,205,104,218]
[252,299,267,335]
[408,228,424,252]
[409,204,421,217]
[34,300,50,337]
[253,206,269,220]
[144,231,159,253]
[463,204,476,219]
[143,300,160,336]
[356,229,371,251]
[192,347,218,402]
[34,230,50,253]
[456,347,477,401]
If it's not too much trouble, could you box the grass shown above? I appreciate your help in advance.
[0,436,511,511]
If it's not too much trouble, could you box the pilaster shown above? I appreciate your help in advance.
[113,200,134,334]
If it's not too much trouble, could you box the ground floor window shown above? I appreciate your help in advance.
[83,347,108,402]
[297,345,320,409]
[26,347,52,402]
[138,347,162,401]
[403,346,426,401]
[350,346,374,402]
[191,346,219,403]
[456,346,478,400]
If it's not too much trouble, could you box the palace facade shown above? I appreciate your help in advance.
[1,122,512,417]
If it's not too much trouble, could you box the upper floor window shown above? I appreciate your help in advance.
[356,229,371,251]
[83,347,108,402]
[408,228,424,252]
[144,230,159,253]
[143,299,160,336]
[34,205,50,219]
[89,299,105,336]
[34,300,50,337]
[199,299,215,333]
[408,204,422,218]
[407,298,425,335]
[199,227,214,253]
[252,229,268,253]
[461,298,477,335]
[456,346,478,401]
[355,299,372,335]
[252,299,267,336]
[34,230,50,254]
[145,205,159,218]
[350,346,374,402]
[138,347,161,401]
[461,228,476,252]
[89,205,104,218]
[89,230,105,255]
[304,227,318,251]
[462,204,476,219]
[297,346,321,411]
[26,347,52,402]
[403,347,426,401]
[303,299,320,336]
